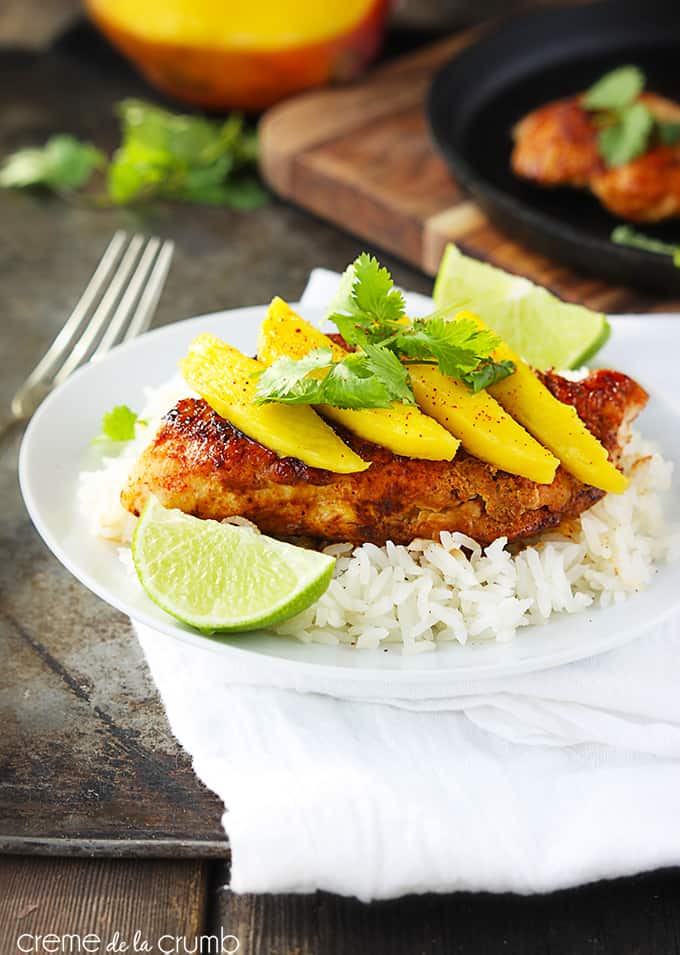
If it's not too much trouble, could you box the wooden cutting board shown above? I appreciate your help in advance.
[259,31,677,313]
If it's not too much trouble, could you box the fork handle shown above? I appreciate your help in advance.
[10,379,53,421]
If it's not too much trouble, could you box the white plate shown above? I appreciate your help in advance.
[19,305,680,688]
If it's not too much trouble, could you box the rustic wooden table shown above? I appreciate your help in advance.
[2,5,680,953]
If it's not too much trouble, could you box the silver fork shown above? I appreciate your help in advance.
[10,231,175,422]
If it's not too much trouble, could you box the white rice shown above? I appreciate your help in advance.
[78,379,678,652]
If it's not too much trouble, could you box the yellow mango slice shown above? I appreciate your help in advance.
[180,333,369,473]
[408,364,559,484]
[453,310,628,494]
[257,298,460,462]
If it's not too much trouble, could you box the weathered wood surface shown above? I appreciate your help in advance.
[0,858,208,955]
[4,9,680,955]
[260,31,680,313]
[0,27,434,857]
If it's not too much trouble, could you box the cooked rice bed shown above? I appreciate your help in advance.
[78,379,676,653]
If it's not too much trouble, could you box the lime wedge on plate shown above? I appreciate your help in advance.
[433,243,610,370]
[133,496,334,633]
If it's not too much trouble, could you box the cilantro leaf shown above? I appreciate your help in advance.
[583,65,680,167]
[326,253,407,347]
[0,135,104,193]
[462,360,516,393]
[213,176,269,210]
[254,349,334,405]
[325,261,359,320]
[395,315,501,378]
[352,253,406,323]
[254,346,415,410]
[328,311,374,349]
[321,352,410,409]
[97,405,141,442]
[658,121,680,146]
[258,255,517,411]
[107,100,267,209]
[583,66,645,112]
[611,225,680,267]
[360,344,414,405]
[597,102,654,167]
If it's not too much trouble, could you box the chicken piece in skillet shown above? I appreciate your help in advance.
[512,92,680,222]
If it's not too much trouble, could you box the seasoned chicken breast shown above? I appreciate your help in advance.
[512,92,680,222]
[121,369,647,548]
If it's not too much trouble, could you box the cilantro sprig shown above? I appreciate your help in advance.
[255,255,515,410]
[583,66,680,167]
[0,100,267,211]
[108,101,267,209]
[0,135,104,192]
[611,225,680,266]
[254,346,414,409]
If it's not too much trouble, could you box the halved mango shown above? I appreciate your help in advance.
[447,310,629,494]
[180,333,369,473]
[408,364,559,484]
[257,298,460,462]
[85,0,387,111]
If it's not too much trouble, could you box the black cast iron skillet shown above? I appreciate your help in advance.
[427,0,680,294]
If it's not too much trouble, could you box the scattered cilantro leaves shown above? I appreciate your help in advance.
[254,346,415,410]
[108,100,268,209]
[257,255,516,410]
[583,66,644,111]
[611,225,680,266]
[396,315,501,378]
[254,349,334,405]
[583,66,680,168]
[0,101,267,211]
[597,101,655,167]
[94,405,142,443]
[0,135,104,192]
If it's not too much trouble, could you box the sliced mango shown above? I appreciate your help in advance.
[180,333,369,473]
[257,298,460,462]
[408,364,559,484]
[452,310,628,494]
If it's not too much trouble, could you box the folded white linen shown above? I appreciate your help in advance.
[133,269,680,900]
[136,616,680,899]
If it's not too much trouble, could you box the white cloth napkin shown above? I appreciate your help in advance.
[134,271,680,901]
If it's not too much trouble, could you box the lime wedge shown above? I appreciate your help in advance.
[132,497,334,633]
[433,244,610,370]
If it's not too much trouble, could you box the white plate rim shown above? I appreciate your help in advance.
[18,304,680,687]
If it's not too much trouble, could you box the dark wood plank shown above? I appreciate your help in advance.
[0,857,208,955]
[211,863,680,955]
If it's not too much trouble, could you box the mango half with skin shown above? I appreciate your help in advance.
[258,298,460,462]
[85,0,388,110]
[180,333,369,474]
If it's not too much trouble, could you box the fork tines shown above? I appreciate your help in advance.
[11,232,174,419]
